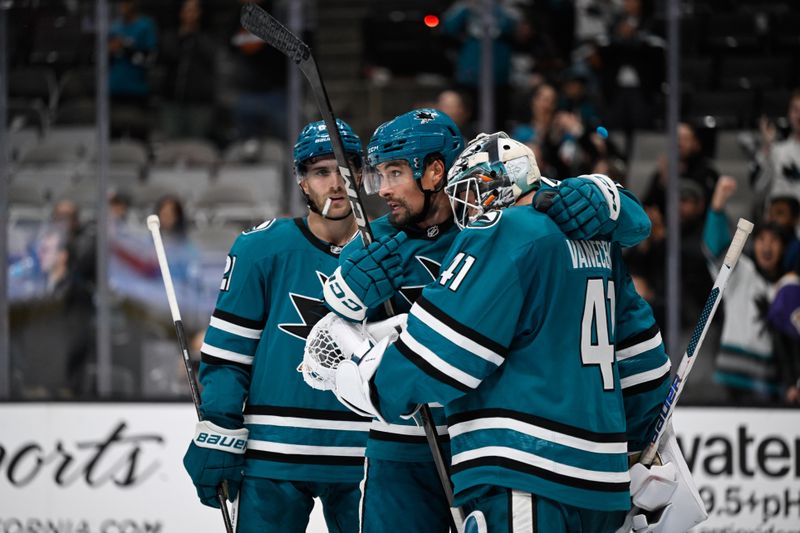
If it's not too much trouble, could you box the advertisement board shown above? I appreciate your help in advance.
[1,404,797,532]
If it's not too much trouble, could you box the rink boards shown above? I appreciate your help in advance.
[0,403,798,533]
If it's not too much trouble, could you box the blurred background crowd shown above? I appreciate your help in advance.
[3,0,800,407]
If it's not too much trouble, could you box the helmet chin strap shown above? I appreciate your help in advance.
[407,172,446,226]
[302,188,352,221]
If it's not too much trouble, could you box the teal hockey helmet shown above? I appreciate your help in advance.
[446,132,541,229]
[364,109,464,194]
[293,119,362,181]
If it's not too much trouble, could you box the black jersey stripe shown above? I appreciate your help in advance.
[616,324,660,351]
[623,367,671,397]
[201,351,252,371]
[451,456,630,493]
[212,308,265,330]
[416,295,508,357]
[446,408,626,443]
[246,449,365,466]
[368,429,451,445]
[395,338,473,393]
[244,404,371,422]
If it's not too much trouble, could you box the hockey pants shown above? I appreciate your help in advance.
[461,485,628,533]
[234,475,361,533]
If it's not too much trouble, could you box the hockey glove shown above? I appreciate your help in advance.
[323,232,408,322]
[617,424,708,533]
[183,420,248,509]
[535,174,621,240]
[334,335,392,422]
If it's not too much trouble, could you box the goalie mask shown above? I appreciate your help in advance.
[445,132,541,229]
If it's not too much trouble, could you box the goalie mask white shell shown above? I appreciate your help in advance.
[446,132,541,229]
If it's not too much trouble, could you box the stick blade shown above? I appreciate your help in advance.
[240,3,310,64]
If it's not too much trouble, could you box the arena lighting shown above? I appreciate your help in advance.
[424,14,439,28]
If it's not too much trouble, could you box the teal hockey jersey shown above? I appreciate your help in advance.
[338,215,460,462]
[199,217,371,483]
[371,206,671,511]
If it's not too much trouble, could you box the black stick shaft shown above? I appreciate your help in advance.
[240,6,463,529]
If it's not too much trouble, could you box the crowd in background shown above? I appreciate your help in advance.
[4,0,800,405]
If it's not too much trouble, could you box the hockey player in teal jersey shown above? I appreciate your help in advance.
[320,116,662,531]
[324,109,466,533]
[182,119,372,532]
[317,133,685,532]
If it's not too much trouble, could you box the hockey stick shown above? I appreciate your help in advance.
[640,217,754,466]
[240,2,372,246]
[147,215,235,533]
[240,5,464,531]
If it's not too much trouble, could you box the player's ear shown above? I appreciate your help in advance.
[298,178,310,195]
[423,159,445,190]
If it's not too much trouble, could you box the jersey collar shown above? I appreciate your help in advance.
[294,217,345,257]
[392,216,456,240]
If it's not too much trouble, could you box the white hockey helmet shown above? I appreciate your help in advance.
[445,132,540,229]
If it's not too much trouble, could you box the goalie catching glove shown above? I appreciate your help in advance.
[534,174,621,240]
[303,311,406,394]
[323,232,407,322]
[617,423,708,532]
[183,420,248,509]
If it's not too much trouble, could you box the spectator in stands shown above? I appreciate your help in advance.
[754,89,800,210]
[51,199,96,285]
[764,195,800,270]
[442,0,521,130]
[159,0,217,139]
[229,0,288,140]
[559,65,602,130]
[626,178,723,331]
[109,0,158,105]
[512,81,609,179]
[596,0,664,137]
[768,260,800,406]
[154,194,197,283]
[436,89,476,141]
[643,122,720,215]
[10,225,95,398]
[705,177,790,404]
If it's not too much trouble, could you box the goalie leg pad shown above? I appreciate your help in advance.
[622,425,708,533]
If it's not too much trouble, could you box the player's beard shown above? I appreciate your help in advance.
[386,197,419,227]
[311,189,352,220]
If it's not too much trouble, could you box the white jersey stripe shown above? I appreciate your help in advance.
[410,303,505,366]
[620,359,671,389]
[369,420,449,436]
[247,440,365,457]
[616,331,663,360]
[511,490,534,533]
[452,446,630,484]
[201,342,254,365]
[209,315,262,339]
[401,330,481,389]
[244,415,372,432]
[448,417,627,454]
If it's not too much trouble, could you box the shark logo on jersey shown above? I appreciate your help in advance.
[279,271,330,340]
[415,110,438,124]
[467,210,503,229]
[398,256,441,305]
